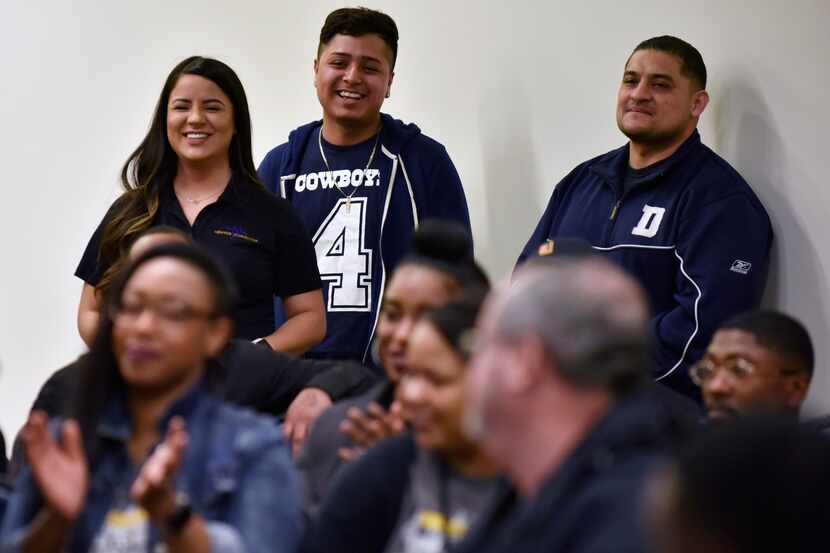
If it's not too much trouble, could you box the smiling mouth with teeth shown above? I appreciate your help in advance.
[185,132,209,138]
[338,91,364,99]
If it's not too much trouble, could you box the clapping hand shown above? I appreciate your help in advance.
[284,388,333,457]
[131,417,188,523]
[22,411,89,522]
[337,401,405,461]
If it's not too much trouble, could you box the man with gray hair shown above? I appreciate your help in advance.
[458,257,679,553]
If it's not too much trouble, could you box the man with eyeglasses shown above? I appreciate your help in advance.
[690,309,813,423]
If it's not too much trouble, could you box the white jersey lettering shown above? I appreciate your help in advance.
[294,174,306,193]
[306,172,319,191]
[293,169,383,193]
[364,169,379,187]
[319,171,337,190]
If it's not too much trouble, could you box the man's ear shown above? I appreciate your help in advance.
[507,335,548,394]
[691,89,709,118]
[386,71,395,99]
[313,58,319,86]
[784,372,810,409]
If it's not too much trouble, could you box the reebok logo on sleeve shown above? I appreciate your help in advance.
[730,260,752,274]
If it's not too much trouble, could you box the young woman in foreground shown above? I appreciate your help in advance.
[3,244,301,553]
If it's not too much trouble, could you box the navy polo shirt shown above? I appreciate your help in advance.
[76,173,322,340]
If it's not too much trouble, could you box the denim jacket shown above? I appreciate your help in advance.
[1,382,303,553]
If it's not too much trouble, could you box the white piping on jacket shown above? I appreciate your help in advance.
[590,243,702,381]
[363,146,399,363]
[398,153,419,228]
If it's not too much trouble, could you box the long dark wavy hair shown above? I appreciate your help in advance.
[96,56,263,298]
[73,243,238,462]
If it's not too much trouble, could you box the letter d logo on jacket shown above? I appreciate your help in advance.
[631,205,666,238]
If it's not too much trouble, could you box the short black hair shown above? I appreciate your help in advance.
[671,417,830,553]
[318,7,399,69]
[631,35,707,90]
[719,309,814,377]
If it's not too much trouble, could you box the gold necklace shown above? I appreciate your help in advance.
[174,184,226,205]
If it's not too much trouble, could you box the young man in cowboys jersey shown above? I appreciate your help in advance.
[518,36,773,400]
[259,7,471,367]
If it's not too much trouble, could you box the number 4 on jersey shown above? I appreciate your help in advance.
[313,198,373,312]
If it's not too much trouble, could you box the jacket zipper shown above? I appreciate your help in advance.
[604,195,625,246]
[609,199,622,221]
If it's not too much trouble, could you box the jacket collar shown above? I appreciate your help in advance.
[588,129,703,193]
[160,170,252,212]
[282,113,422,175]
[523,391,669,517]
[96,379,210,443]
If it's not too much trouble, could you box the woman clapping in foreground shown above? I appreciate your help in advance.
[2,243,301,553]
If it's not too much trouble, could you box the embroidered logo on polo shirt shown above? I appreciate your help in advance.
[214,226,259,244]
[730,260,752,275]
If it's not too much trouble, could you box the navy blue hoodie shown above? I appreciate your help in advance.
[259,114,471,363]
[518,130,773,397]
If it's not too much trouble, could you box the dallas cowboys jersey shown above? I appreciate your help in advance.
[259,114,471,365]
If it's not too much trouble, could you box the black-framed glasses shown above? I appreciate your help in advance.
[108,300,215,326]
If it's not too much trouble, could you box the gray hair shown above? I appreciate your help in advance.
[497,257,651,393]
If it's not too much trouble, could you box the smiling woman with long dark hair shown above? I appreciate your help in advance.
[75,56,325,354]
[2,243,302,553]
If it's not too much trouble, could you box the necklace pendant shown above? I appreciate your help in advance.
[346,197,352,212]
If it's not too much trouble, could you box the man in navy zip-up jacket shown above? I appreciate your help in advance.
[259,8,471,367]
[518,36,772,399]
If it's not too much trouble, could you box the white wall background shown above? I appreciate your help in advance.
[2,0,829,453]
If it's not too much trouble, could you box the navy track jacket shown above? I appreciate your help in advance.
[259,114,471,363]
[518,130,773,397]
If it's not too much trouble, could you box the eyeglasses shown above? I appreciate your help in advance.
[690,357,802,386]
[109,300,215,326]
[689,358,756,386]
